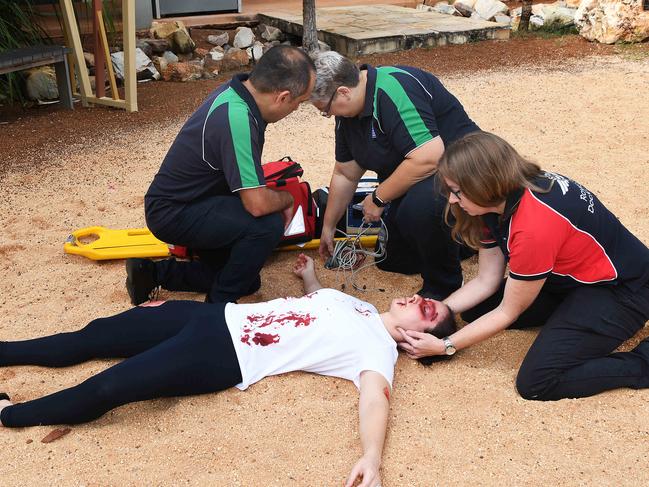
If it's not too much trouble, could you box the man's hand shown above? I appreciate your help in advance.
[345,454,381,487]
[397,328,445,359]
[318,226,336,260]
[361,194,385,223]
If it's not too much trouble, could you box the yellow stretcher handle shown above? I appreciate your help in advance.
[64,226,171,260]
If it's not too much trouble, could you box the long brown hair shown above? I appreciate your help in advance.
[437,132,545,249]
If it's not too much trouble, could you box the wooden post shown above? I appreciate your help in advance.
[96,9,119,100]
[59,0,92,107]
[93,0,106,98]
[122,0,137,112]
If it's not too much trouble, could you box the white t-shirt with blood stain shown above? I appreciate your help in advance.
[224,288,397,391]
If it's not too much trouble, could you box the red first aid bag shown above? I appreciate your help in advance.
[263,157,316,245]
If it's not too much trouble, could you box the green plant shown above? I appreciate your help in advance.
[0,0,52,105]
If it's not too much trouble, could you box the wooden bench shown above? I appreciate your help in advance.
[0,45,74,109]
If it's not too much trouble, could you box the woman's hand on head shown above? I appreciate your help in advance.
[293,253,315,278]
[397,328,445,359]
[345,454,381,487]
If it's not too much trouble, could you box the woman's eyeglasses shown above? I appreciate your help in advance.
[320,87,338,117]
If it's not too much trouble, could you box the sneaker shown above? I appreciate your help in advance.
[125,258,159,305]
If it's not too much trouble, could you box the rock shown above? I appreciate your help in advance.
[494,13,511,23]
[83,52,95,68]
[233,27,255,48]
[454,0,477,8]
[565,0,581,7]
[136,39,153,58]
[473,0,509,20]
[162,50,179,63]
[262,41,280,53]
[576,0,649,43]
[143,38,170,55]
[153,56,168,74]
[210,46,225,54]
[416,4,435,11]
[246,41,264,61]
[207,32,230,46]
[162,62,203,82]
[171,29,195,54]
[204,54,221,76]
[541,5,577,28]
[208,49,224,61]
[259,24,284,42]
[454,1,474,16]
[221,47,250,71]
[41,428,71,444]
[151,20,186,40]
[111,47,160,81]
[433,3,460,15]
[25,67,58,101]
[195,47,209,57]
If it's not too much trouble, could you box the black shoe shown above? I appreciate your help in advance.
[125,258,159,305]
[0,393,10,401]
[247,275,261,295]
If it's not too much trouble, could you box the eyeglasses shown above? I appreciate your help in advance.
[449,188,462,200]
[320,87,338,117]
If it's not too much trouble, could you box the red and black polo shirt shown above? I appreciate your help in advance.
[481,172,649,292]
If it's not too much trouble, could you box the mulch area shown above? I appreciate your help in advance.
[0,34,619,175]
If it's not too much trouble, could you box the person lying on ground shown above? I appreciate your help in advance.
[0,254,456,487]
[398,131,649,401]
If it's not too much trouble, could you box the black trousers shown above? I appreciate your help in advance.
[0,301,242,427]
[147,195,284,303]
[377,174,468,299]
[462,280,649,401]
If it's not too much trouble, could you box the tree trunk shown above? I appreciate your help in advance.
[519,0,533,32]
[302,0,319,53]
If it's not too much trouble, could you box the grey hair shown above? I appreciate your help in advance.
[310,51,361,102]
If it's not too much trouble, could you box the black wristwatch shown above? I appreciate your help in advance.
[371,189,388,208]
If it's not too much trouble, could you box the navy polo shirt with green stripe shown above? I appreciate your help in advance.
[145,74,266,229]
[335,65,479,180]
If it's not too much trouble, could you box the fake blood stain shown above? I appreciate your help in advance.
[241,311,314,346]
[383,386,390,401]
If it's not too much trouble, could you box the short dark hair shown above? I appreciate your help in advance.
[418,305,458,366]
[248,45,315,98]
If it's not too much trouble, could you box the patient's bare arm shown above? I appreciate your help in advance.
[293,254,323,294]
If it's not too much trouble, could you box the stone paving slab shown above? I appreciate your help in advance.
[258,4,510,57]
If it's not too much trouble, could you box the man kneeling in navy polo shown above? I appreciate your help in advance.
[126,46,316,304]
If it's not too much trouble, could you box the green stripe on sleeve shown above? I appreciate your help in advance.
[227,102,260,187]
[374,67,433,147]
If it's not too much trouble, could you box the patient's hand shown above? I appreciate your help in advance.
[293,253,315,279]
[293,253,322,294]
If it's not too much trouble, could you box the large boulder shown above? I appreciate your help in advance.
[207,32,229,46]
[454,1,475,16]
[143,38,170,55]
[171,29,195,54]
[541,4,577,28]
[111,47,160,81]
[246,41,264,62]
[151,20,185,39]
[233,27,255,49]
[259,24,284,42]
[474,0,509,20]
[25,67,58,101]
[150,20,195,54]
[221,47,250,71]
[575,0,649,43]
[162,62,203,82]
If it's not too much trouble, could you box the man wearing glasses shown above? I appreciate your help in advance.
[125,46,316,305]
[311,51,479,300]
